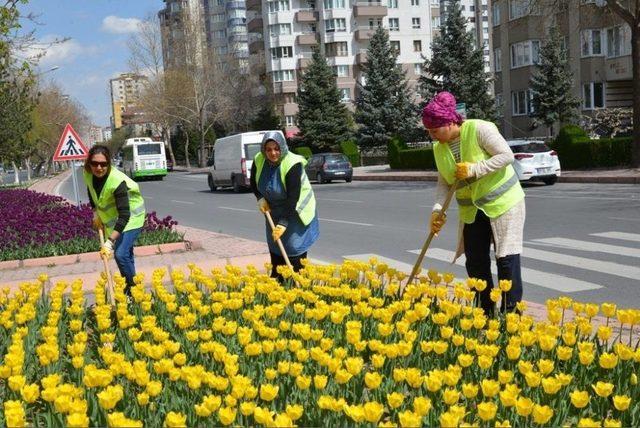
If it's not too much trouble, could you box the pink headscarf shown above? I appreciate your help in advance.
[422,91,463,129]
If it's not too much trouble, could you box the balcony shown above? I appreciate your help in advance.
[273,81,298,94]
[247,17,263,33]
[353,2,387,17]
[246,0,261,11]
[605,55,632,81]
[296,33,319,45]
[249,39,264,54]
[356,50,368,64]
[355,28,376,41]
[225,1,246,10]
[298,57,312,69]
[295,9,319,23]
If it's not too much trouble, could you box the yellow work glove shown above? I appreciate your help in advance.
[257,198,270,213]
[92,213,103,231]
[430,211,446,235]
[455,162,474,180]
[100,239,114,258]
[272,224,287,242]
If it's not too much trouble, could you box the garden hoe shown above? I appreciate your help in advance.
[402,179,459,295]
[265,211,292,269]
[98,228,116,305]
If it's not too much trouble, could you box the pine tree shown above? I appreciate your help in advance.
[529,27,580,136]
[419,0,496,121]
[296,47,352,151]
[354,27,418,148]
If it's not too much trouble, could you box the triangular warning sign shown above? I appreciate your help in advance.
[53,124,89,161]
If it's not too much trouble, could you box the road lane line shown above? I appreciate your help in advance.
[608,217,640,222]
[524,194,634,201]
[320,218,373,226]
[590,231,640,243]
[317,198,364,203]
[529,237,640,259]
[218,206,254,213]
[170,200,195,205]
[408,248,603,293]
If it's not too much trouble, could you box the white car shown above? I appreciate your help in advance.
[507,140,561,185]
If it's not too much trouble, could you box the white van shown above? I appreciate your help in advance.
[207,130,284,192]
[121,137,168,180]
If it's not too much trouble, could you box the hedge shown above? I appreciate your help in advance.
[388,137,436,170]
[551,125,632,169]
[339,140,361,167]
[293,146,312,159]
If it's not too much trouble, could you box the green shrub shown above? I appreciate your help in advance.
[554,136,632,169]
[293,147,312,159]
[339,140,361,167]
[388,137,436,169]
[388,137,402,169]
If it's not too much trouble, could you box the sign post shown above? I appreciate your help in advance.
[53,124,89,205]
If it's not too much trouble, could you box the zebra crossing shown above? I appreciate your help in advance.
[340,230,640,295]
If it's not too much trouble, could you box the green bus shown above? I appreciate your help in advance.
[121,138,168,180]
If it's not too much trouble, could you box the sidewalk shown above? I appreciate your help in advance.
[352,164,640,184]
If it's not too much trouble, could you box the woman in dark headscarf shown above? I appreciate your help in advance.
[250,131,319,281]
[422,92,526,316]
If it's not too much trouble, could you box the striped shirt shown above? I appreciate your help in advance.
[449,139,461,163]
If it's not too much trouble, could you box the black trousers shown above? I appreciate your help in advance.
[463,209,523,316]
[270,251,307,282]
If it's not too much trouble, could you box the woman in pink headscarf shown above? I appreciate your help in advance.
[423,91,526,316]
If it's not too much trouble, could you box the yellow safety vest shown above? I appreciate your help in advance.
[254,152,317,226]
[83,168,146,235]
[433,119,525,223]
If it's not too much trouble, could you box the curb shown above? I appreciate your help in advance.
[0,240,202,271]
[353,174,640,184]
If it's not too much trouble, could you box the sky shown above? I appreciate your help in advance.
[20,0,162,128]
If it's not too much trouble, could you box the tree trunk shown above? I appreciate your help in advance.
[12,161,20,185]
[164,127,177,166]
[199,126,207,168]
[25,158,32,182]
[184,130,191,169]
[632,27,640,168]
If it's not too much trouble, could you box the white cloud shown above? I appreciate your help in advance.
[101,16,142,34]
[20,36,87,67]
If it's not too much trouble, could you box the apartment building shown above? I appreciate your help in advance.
[492,0,632,138]
[247,0,435,136]
[109,73,148,130]
[441,0,493,73]
[159,0,249,71]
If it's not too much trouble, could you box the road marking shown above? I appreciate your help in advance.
[608,217,640,223]
[170,200,195,205]
[521,247,640,281]
[525,194,634,201]
[529,237,640,259]
[320,218,373,226]
[590,231,640,243]
[219,206,254,213]
[408,248,603,293]
[175,175,207,181]
[343,253,466,282]
[317,198,364,203]
[145,196,154,199]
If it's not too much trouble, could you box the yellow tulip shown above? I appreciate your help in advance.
[387,392,404,409]
[259,384,279,401]
[601,302,617,318]
[240,401,256,416]
[515,397,534,417]
[20,383,40,403]
[313,375,328,389]
[599,353,618,369]
[439,411,460,428]
[613,395,631,411]
[164,411,186,427]
[498,370,513,384]
[362,402,384,424]
[481,379,500,397]
[461,383,479,399]
[541,377,562,395]
[531,404,553,425]
[398,410,422,427]
[477,401,497,421]
[592,381,614,398]
[285,404,303,421]
[218,407,236,426]
[603,418,622,427]
[442,388,460,406]
[413,396,432,416]
[295,375,311,390]
[365,372,383,389]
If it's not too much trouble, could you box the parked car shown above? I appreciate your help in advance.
[305,153,353,184]
[508,140,561,185]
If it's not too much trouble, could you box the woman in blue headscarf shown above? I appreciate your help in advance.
[250,131,320,281]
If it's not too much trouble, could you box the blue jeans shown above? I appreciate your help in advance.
[114,228,142,293]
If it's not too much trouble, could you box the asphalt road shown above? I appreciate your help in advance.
[61,169,640,308]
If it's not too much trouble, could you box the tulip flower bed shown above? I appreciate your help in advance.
[0,260,638,427]
[0,189,182,261]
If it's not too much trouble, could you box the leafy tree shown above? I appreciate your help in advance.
[419,0,496,121]
[354,27,418,148]
[296,47,352,152]
[529,27,580,136]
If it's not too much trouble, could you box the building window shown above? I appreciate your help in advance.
[326,41,348,56]
[214,46,228,55]
[269,23,292,36]
[509,0,529,20]
[494,48,502,72]
[583,82,605,109]
[273,70,295,82]
[212,13,225,23]
[495,93,503,109]
[323,0,345,8]
[389,18,400,31]
[268,0,290,12]
[511,90,532,116]
[493,3,501,26]
[412,18,421,29]
[271,46,293,59]
[580,29,602,57]
[333,65,349,77]
[606,25,632,58]
[414,63,422,75]
[368,18,383,29]
[411,0,420,5]
[339,88,351,102]
[510,40,540,68]
[388,0,398,8]
[413,40,422,52]
[285,115,296,126]
[213,29,226,39]
[432,16,440,28]
[390,40,400,54]
[325,18,346,32]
